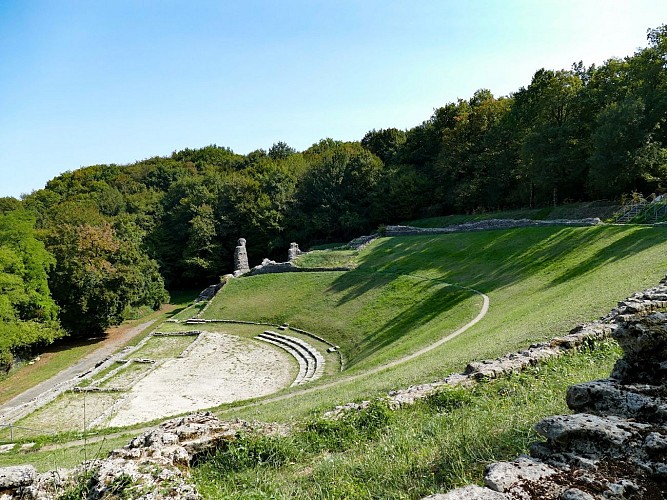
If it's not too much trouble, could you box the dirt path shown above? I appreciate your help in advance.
[0,318,159,421]
[214,287,490,412]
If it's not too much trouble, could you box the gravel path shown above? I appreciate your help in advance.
[0,319,158,422]
[106,332,293,427]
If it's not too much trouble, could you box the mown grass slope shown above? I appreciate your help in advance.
[194,224,666,498]
[205,225,667,376]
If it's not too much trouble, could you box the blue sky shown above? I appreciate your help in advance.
[1,0,665,198]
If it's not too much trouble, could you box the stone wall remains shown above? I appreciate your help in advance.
[385,218,602,237]
[246,258,352,276]
[427,276,667,499]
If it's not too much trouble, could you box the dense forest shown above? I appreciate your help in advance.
[0,26,665,368]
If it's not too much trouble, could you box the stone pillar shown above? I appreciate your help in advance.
[288,242,302,261]
[234,238,250,276]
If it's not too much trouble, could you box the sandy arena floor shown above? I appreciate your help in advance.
[105,331,295,427]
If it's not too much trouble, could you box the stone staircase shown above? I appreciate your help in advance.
[614,201,648,222]
[257,331,324,386]
[615,197,667,224]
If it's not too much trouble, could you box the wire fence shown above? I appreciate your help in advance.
[0,423,44,443]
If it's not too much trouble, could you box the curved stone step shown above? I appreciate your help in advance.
[257,331,324,385]
[256,335,308,385]
[258,332,315,383]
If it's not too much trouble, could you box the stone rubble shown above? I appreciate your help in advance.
[427,275,667,499]
[385,218,602,237]
[4,413,290,499]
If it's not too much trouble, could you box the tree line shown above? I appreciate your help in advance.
[0,25,665,368]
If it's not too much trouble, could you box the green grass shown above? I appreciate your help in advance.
[193,340,622,499]
[98,362,154,389]
[199,225,667,424]
[130,336,195,359]
[203,271,478,372]
[293,248,359,268]
[0,434,134,472]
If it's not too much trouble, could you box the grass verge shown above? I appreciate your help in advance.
[193,340,622,499]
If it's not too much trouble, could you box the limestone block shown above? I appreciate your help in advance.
[534,414,651,457]
[423,485,508,499]
[0,465,36,489]
[559,488,596,500]
[484,456,559,493]
[612,312,667,356]
[566,380,667,423]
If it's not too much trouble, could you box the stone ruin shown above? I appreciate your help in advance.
[287,242,302,261]
[233,238,249,276]
[229,239,351,276]
[0,413,289,499]
[384,218,602,237]
[429,299,667,498]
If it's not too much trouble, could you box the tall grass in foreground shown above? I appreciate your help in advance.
[193,340,621,499]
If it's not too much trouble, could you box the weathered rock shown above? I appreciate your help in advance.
[347,233,379,250]
[484,456,559,493]
[7,413,289,499]
[233,237,250,276]
[566,380,667,423]
[246,258,351,276]
[423,485,508,499]
[534,414,651,456]
[0,465,36,489]
[196,282,222,302]
[613,312,667,356]
[287,242,302,261]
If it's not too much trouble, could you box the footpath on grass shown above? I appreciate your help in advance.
[10,276,667,499]
[35,282,489,452]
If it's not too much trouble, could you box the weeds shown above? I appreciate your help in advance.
[193,340,622,498]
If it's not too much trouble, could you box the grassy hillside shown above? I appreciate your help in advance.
[192,224,665,498]
[200,225,667,422]
[3,224,666,484]
[193,342,621,499]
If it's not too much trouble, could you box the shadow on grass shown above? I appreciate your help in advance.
[350,284,476,367]
[333,225,664,300]
[36,335,109,357]
[322,225,666,366]
[550,226,667,286]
